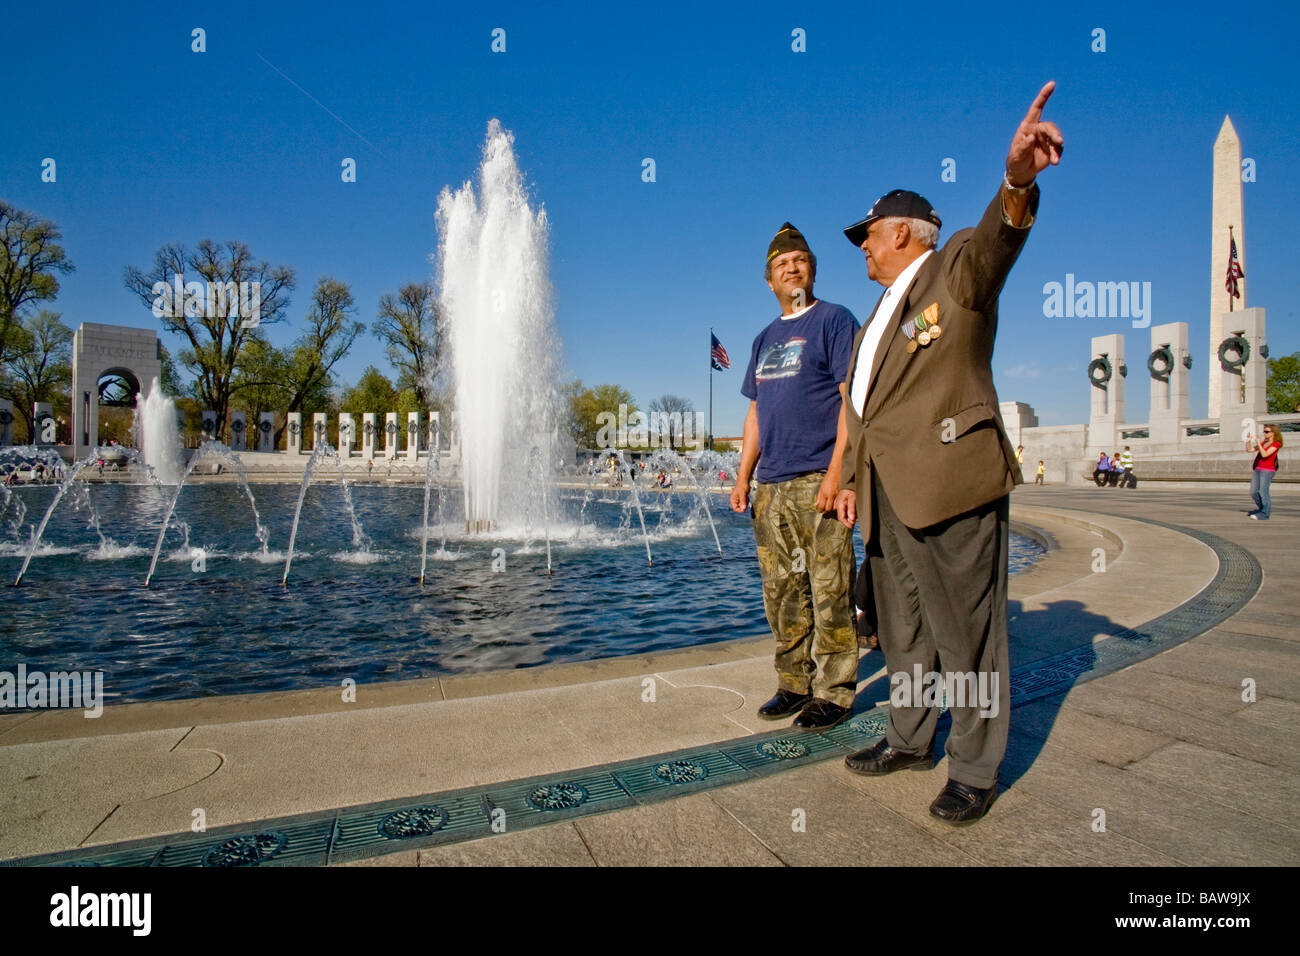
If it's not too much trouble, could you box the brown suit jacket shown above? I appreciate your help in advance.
[839,187,1037,541]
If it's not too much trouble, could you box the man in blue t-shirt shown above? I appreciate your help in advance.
[730,222,861,729]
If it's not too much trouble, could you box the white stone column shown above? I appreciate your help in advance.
[229,411,247,451]
[1147,322,1190,446]
[384,413,398,459]
[362,414,376,461]
[0,399,14,445]
[428,411,441,455]
[257,412,275,451]
[201,411,217,443]
[406,412,421,461]
[32,402,55,445]
[1217,307,1268,437]
[287,412,303,455]
[1087,334,1125,453]
[313,412,328,451]
[338,414,354,458]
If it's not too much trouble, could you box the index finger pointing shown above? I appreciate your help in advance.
[1024,80,1056,123]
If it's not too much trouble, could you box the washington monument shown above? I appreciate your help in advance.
[1209,115,1246,419]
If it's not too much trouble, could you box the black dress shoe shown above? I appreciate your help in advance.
[757,689,812,720]
[928,779,996,824]
[844,737,932,775]
[792,698,851,729]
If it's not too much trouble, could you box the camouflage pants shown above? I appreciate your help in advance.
[751,472,857,707]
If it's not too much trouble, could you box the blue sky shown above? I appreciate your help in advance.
[4,0,1297,434]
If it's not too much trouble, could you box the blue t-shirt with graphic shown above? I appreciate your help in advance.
[741,300,859,484]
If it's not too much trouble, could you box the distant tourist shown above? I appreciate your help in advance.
[1016,444,1024,466]
[1093,452,1111,486]
[1108,452,1122,487]
[1119,446,1136,488]
[1247,424,1282,520]
[1035,460,1045,485]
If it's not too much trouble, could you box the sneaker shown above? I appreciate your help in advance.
[1249,514,1260,520]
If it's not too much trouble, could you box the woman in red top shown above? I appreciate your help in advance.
[1248,424,1282,520]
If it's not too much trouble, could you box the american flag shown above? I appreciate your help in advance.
[710,333,731,371]
[1226,232,1244,299]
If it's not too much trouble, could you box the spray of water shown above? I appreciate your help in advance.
[436,119,562,534]
[135,377,184,485]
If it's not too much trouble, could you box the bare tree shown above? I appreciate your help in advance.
[373,282,443,409]
[273,277,362,446]
[0,201,75,366]
[123,240,294,441]
[648,393,696,447]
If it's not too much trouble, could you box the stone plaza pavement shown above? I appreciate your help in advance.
[0,485,1295,866]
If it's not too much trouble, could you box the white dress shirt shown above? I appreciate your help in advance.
[848,249,934,415]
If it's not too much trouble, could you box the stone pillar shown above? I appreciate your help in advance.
[362,413,376,461]
[384,412,398,459]
[201,410,217,443]
[338,413,354,458]
[228,411,247,451]
[428,411,441,455]
[449,410,460,464]
[1217,307,1268,438]
[406,412,421,461]
[313,412,328,451]
[287,412,303,454]
[1147,322,1190,446]
[997,402,1037,452]
[257,412,275,451]
[33,402,55,445]
[0,399,14,445]
[1087,334,1125,452]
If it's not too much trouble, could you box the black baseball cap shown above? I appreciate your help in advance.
[843,190,942,247]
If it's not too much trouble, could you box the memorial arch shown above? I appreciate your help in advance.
[70,323,163,458]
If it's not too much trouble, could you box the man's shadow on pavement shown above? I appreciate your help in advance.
[853,597,1129,791]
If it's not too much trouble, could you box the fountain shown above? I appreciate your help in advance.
[0,119,1049,707]
[135,378,184,486]
[437,119,561,535]
[282,442,372,586]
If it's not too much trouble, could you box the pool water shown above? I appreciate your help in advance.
[0,482,1043,706]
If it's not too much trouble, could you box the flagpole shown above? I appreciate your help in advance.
[708,327,714,452]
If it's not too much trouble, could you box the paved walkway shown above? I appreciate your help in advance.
[0,486,1294,866]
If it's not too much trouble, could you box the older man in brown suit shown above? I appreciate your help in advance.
[833,82,1064,824]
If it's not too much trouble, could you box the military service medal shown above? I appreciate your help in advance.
[903,302,942,351]
[922,303,940,339]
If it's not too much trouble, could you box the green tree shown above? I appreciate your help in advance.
[1267,352,1300,414]
[565,380,637,449]
[374,282,443,410]
[0,202,75,366]
[341,367,398,416]
[0,310,73,441]
[123,239,295,441]
[272,277,363,446]
[158,342,185,398]
[231,335,292,445]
